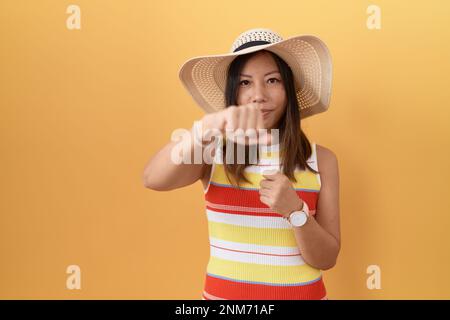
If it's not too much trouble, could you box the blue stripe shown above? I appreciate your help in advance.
[207,272,322,287]
[210,181,319,192]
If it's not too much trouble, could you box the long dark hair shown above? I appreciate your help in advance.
[221,49,319,188]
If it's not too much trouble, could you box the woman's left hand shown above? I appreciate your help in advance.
[258,170,304,218]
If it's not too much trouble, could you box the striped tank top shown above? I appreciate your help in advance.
[201,141,327,300]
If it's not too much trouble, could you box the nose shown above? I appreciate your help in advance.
[251,82,268,104]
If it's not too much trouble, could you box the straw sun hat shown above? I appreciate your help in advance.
[178,28,333,119]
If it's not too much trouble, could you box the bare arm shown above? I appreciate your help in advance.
[142,124,209,191]
[291,145,341,270]
[258,144,340,270]
[143,103,265,191]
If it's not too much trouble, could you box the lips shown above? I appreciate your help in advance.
[261,110,272,118]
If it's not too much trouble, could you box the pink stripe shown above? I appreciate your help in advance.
[206,201,317,216]
[204,291,327,300]
[210,244,301,257]
[203,290,226,300]
[206,201,273,212]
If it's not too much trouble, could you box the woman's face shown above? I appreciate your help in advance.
[236,51,287,129]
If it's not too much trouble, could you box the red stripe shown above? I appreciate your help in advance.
[204,274,326,300]
[210,244,301,257]
[205,184,318,211]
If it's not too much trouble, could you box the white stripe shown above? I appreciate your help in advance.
[257,157,281,166]
[210,245,305,266]
[209,237,300,255]
[244,164,317,174]
[206,209,291,229]
[244,164,281,174]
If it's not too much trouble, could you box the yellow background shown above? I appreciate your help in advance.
[1,0,449,299]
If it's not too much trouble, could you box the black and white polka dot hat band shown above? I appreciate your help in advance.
[179,28,333,119]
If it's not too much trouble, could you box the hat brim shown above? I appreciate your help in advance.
[178,34,332,119]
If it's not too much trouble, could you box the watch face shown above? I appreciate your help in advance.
[290,212,307,227]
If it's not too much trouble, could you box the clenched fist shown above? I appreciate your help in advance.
[199,102,272,145]
[259,170,305,217]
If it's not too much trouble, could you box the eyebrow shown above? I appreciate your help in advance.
[240,70,280,78]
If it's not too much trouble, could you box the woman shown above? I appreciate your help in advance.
[143,28,340,300]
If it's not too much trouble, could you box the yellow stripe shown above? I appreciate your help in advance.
[211,163,320,190]
[207,256,322,284]
[208,220,298,247]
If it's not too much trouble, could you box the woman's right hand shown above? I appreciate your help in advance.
[198,103,270,145]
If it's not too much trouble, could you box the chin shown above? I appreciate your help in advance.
[263,121,273,130]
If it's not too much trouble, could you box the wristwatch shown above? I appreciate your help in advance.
[288,201,309,227]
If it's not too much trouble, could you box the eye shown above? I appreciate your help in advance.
[239,78,280,86]
[268,78,280,84]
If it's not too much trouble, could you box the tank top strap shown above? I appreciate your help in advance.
[308,142,318,171]
[310,142,321,187]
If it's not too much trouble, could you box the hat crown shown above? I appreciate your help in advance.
[230,28,283,53]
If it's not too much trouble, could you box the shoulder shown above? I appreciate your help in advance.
[316,144,337,163]
[315,144,339,177]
